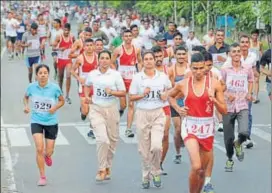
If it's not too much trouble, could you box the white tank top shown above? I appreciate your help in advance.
[38,23,47,37]
[50,28,63,44]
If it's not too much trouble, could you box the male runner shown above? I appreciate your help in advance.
[111,29,142,137]
[221,43,254,172]
[71,38,98,139]
[52,23,74,104]
[168,46,188,164]
[169,53,227,193]
[260,49,271,101]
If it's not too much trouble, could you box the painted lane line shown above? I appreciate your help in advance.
[1,128,17,192]
[55,128,69,145]
[7,128,31,147]
[75,126,96,145]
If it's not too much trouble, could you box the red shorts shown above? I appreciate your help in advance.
[39,37,47,44]
[123,79,132,93]
[57,59,72,70]
[163,106,171,116]
[183,135,214,151]
[79,86,93,97]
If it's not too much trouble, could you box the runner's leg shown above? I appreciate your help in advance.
[33,133,45,177]
[199,149,213,193]
[65,62,72,103]
[173,117,183,163]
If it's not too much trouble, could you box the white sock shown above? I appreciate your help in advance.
[204,177,211,185]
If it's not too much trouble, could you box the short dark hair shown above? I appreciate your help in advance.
[202,51,213,62]
[122,29,132,36]
[216,29,225,34]
[174,46,187,54]
[191,53,205,64]
[95,38,103,43]
[192,45,206,53]
[251,29,259,35]
[84,27,92,33]
[143,50,155,59]
[239,34,250,41]
[229,42,240,51]
[130,24,138,31]
[173,32,183,39]
[151,46,163,53]
[98,50,111,59]
[54,19,61,25]
[84,38,94,43]
[36,64,50,75]
[64,23,71,30]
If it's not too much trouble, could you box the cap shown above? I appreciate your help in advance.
[155,34,166,41]
[30,22,38,29]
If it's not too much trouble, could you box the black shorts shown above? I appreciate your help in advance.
[51,51,58,57]
[170,106,180,118]
[31,123,58,140]
[7,36,17,44]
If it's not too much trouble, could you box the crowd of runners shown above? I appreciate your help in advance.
[1,1,271,193]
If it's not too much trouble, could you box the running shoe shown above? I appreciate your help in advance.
[234,140,244,161]
[244,139,253,149]
[173,155,181,164]
[44,155,52,167]
[152,174,161,188]
[80,107,87,120]
[217,122,223,132]
[87,130,96,139]
[160,163,167,175]
[142,179,150,189]
[225,160,234,172]
[65,97,72,104]
[119,109,124,117]
[37,176,47,186]
[125,129,134,138]
[96,170,106,182]
[105,168,111,180]
[203,182,214,193]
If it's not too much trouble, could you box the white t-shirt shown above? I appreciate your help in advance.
[100,26,118,49]
[222,52,257,69]
[177,26,189,40]
[139,28,156,49]
[129,70,172,110]
[85,68,126,107]
[186,38,202,53]
[3,18,19,37]
[203,34,214,46]
[132,36,144,49]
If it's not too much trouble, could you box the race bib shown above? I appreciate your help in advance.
[212,53,227,69]
[32,98,54,113]
[185,116,215,139]
[28,39,40,50]
[94,85,114,100]
[59,49,71,59]
[17,26,25,33]
[118,65,136,79]
[141,85,163,103]
[226,73,248,92]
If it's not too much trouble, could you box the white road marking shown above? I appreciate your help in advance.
[75,126,96,145]
[1,47,6,60]
[1,116,4,125]
[251,127,271,143]
[1,128,17,192]
[55,128,69,145]
[7,128,31,147]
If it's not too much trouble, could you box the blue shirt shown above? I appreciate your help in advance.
[26,82,62,125]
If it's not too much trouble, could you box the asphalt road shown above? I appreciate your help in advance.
[1,22,271,193]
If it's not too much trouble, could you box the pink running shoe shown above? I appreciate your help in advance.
[44,155,52,167]
[37,176,47,186]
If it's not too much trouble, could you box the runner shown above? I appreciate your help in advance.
[154,34,171,67]
[167,32,187,65]
[112,29,143,138]
[15,14,26,59]
[52,23,74,104]
[21,22,45,83]
[168,46,188,164]
[249,29,263,104]
[48,18,63,80]
[151,46,171,175]
[37,13,49,61]
[71,38,98,139]
[129,51,172,189]
[220,43,254,172]
[23,64,65,186]
[168,52,227,193]
[260,49,271,101]
[95,39,104,54]
[84,50,126,181]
